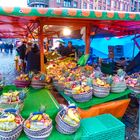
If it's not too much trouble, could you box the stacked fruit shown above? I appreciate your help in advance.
[0,112,23,131]
[93,78,110,88]
[16,74,29,81]
[72,85,91,94]
[25,113,52,131]
[111,69,127,93]
[126,76,140,94]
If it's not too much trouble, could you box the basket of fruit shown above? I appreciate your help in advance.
[93,78,110,98]
[126,76,140,94]
[24,106,53,140]
[64,88,73,97]
[55,105,80,134]
[0,89,28,112]
[14,74,30,88]
[111,69,127,93]
[0,109,24,140]
[72,85,93,102]
[31,73,47,89]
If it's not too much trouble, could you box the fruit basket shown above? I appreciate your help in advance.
[72,85,93,102]
[56,105,80,134]
[0,109,24,140]
[0,89,28,112]
[31,73,47,89]
[14,74,30,88]
[93,78,110,98]
[126,76,140,94]
[111,69,127,93]
[24,112,53,140]
[64,88,73,97]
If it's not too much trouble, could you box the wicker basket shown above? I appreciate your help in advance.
[24,114,53,140]
[0,114,24,140]
[111,82,127,93]
[128,85,140,94]
[31,80,46,89]
[14,80,30,88]
[64,88,73,97]
[72,90,93,102]
[93,85,110,98]
[55,111,80,134]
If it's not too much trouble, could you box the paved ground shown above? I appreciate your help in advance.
[0,50,139,139]
[0,49,17,85]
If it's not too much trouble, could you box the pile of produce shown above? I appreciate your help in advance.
[0,109,23,140]
[0,88,28,112]
[126,75,140,94]
[15,74,30,88]
[45,51,60,61]
[56,105,80,134]
[24,106,53,139]
[30,72,47,89]
[111,69,127,93]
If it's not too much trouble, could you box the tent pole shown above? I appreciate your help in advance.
[85,24,91,54]
[38,21,45,72]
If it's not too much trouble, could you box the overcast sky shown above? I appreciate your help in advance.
[0,0,27,7]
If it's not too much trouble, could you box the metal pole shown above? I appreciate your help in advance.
[38,20,45,72]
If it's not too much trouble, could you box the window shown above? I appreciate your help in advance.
[90,4,93,9]
[103,6,106,10]
[107,0,111,5]
[98,6,101,10]
[83,2,87,9]
[73,1,78,8]
[57,0,61,3]
[64,1,71,7]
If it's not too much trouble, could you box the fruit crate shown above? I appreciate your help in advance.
[80,114,125,140]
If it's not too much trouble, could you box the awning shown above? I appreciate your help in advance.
[0,6,139,38]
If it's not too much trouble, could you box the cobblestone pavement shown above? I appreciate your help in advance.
[0,49,17,85]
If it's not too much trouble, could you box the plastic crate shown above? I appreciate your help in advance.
[81,114,125,140]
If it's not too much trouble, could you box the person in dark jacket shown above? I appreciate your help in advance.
[16,41,27,72]
[26,44,47,73]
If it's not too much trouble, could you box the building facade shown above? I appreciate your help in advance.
[81,0,140,12]
[27,0,140,12]
[27,0,49,8]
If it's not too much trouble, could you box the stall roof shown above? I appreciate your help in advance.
[0,6,139,38]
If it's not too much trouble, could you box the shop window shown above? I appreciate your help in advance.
[73,1,78,8]
[90,4,93,9]
[64,1,71,7]
[57,0,61,3]
[83,2,87,9]
[107,0,111,5]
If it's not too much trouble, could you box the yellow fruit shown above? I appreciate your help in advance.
[38,115,42,121]
[31,115,38,121]
[26,123,30,128]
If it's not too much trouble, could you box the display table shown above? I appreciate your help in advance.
[55,87,131,109]
[2,85,60,119]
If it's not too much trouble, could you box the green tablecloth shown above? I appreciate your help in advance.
[2,85,60,119]
[56,87,131,109]
[2,86,83,140]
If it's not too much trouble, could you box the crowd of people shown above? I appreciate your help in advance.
[16,41,47,73]
[0,42,14,54]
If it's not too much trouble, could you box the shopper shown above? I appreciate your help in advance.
[26,44,47,73]
[16,41,27,72]
[9,43,13,54]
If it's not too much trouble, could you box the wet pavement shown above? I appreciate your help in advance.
[0,49,139,139]
[0,49,17,85]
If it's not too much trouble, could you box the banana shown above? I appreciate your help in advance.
[31,115,39,121]
[38,115,42,121]
[3,93,12,96]
[0,114,15,122]
[67,109,80,123]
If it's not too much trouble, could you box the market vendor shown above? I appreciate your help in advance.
[66,41,75,57]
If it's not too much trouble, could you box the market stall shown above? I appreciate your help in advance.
[0,6,139,140]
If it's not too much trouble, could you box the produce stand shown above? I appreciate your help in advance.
[0,6,139,140]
